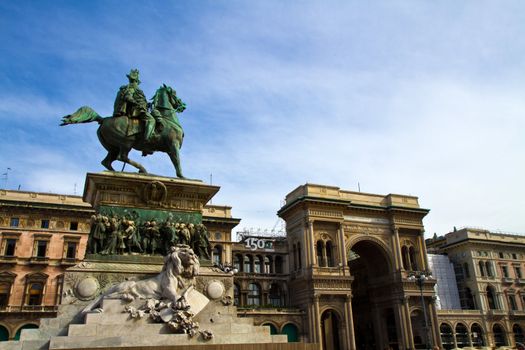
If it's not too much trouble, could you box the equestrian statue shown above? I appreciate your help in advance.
[60,69,186,178]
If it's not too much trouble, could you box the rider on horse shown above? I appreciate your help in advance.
[113,69,156,142]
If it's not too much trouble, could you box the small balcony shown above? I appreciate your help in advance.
[516,278,525,285]
[0,255,17,264]
[60,258,78,266]
[29,256,49,265]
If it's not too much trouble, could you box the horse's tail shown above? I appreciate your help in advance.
[60,106,104,126]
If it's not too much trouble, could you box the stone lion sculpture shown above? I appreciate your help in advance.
[83,245,201,313]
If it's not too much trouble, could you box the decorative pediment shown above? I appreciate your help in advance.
[0,271,17,282]
[25,272,49,282]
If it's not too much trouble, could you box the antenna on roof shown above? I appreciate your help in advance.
[74,183,77,195]
[1,167,11,189]
[358,182,361,192]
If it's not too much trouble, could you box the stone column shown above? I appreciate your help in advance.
[338,223,348,269]
[418,230,429,270]
[391,227,403,271]
[343,294,356,350]
[429,298,441,349]
[402,297,415,349]
[309,220,317,267]
[314,294,322,344]
[394,300,409,350]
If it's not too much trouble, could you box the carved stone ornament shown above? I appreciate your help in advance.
[205,280,225,300]
[143,181,168,206]
[75,277,100,301]
[83,245,211,339]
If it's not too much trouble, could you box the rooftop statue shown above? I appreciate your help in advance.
[61,69,187,178]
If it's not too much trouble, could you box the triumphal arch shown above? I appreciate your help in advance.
[278,184,440,350]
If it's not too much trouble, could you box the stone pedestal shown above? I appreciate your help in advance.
[84,171,220,224]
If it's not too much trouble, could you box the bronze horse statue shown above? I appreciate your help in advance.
[61,85,185,178]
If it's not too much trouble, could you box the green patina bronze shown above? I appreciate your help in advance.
[60,69,187,178]
[98,206,201,225]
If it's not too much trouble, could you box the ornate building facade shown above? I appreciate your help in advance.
[0,190,93,341]
[428,228,525,349]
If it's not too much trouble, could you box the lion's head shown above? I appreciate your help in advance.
[165,245,200,279]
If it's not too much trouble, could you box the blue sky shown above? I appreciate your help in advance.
[1,1,525,237]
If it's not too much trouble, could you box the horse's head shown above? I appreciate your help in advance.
[152,84,186,113]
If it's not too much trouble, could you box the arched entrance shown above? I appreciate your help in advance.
[410,309,425,349]
[321,309,341,350]
[282,323,299,342]
[262,323,278,335]
[349,239,394,350]
[0,325,9,341]
[14,324,38,341]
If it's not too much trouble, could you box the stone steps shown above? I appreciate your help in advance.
[49,332,286,349]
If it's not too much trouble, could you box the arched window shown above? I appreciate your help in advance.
[471,323,485,347]
[493,324,507,347]
[234,254,242,272]
[479,261,485,276]
[247,283,261,306]
[254,255,263,273]
[275,256,283,274]
[409,246,418,271]
[244,255,252,273]
[269,283,283,307]
[264,256,272,274]
[514,324,524,345]
[509,294,518,310]
[461,287,475,310]
[455,323,469,348]
[316,241,324,266]
[326,241,334,267]
[321,310,340,349]
[486,261,493,277]
[233,284,240,306]
[487,286,498,309]
[212,245,222,265]
[402,246,410,270]
[26,283,44,306]
[440,323,454,350]
[463,263,470,278]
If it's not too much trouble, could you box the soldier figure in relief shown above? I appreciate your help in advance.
[113,69,156,142]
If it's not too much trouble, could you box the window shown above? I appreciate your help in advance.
[297,244,302,269]
[40,220,49,229]
[233,254,241,272]
[493,324,507,347]
[486,262,494,277]
[487,286,498,309]
[516,267,522,279]
[326,241,334,267]
[479,261,485,276]
[247,283,261,306]
[513,253,518,260]
[36,241,47,258]
[4,239,16,256]
[26,283,44,305]
[69,222,78,231]
[243,255,252,273]
[316,241,324,266]
[409,246,418,271]
[0,283,10,307]
[402,246,410,270]
[65,242,77,259]
[212,245,222,265]
[269,283,283,307]
[254,255,262,273]
[502,266,509,278]
[499,252,504,259]
[509,295,518,310]
[9,218,19,227]
[214,232,221,240]
[264,256,272,274]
